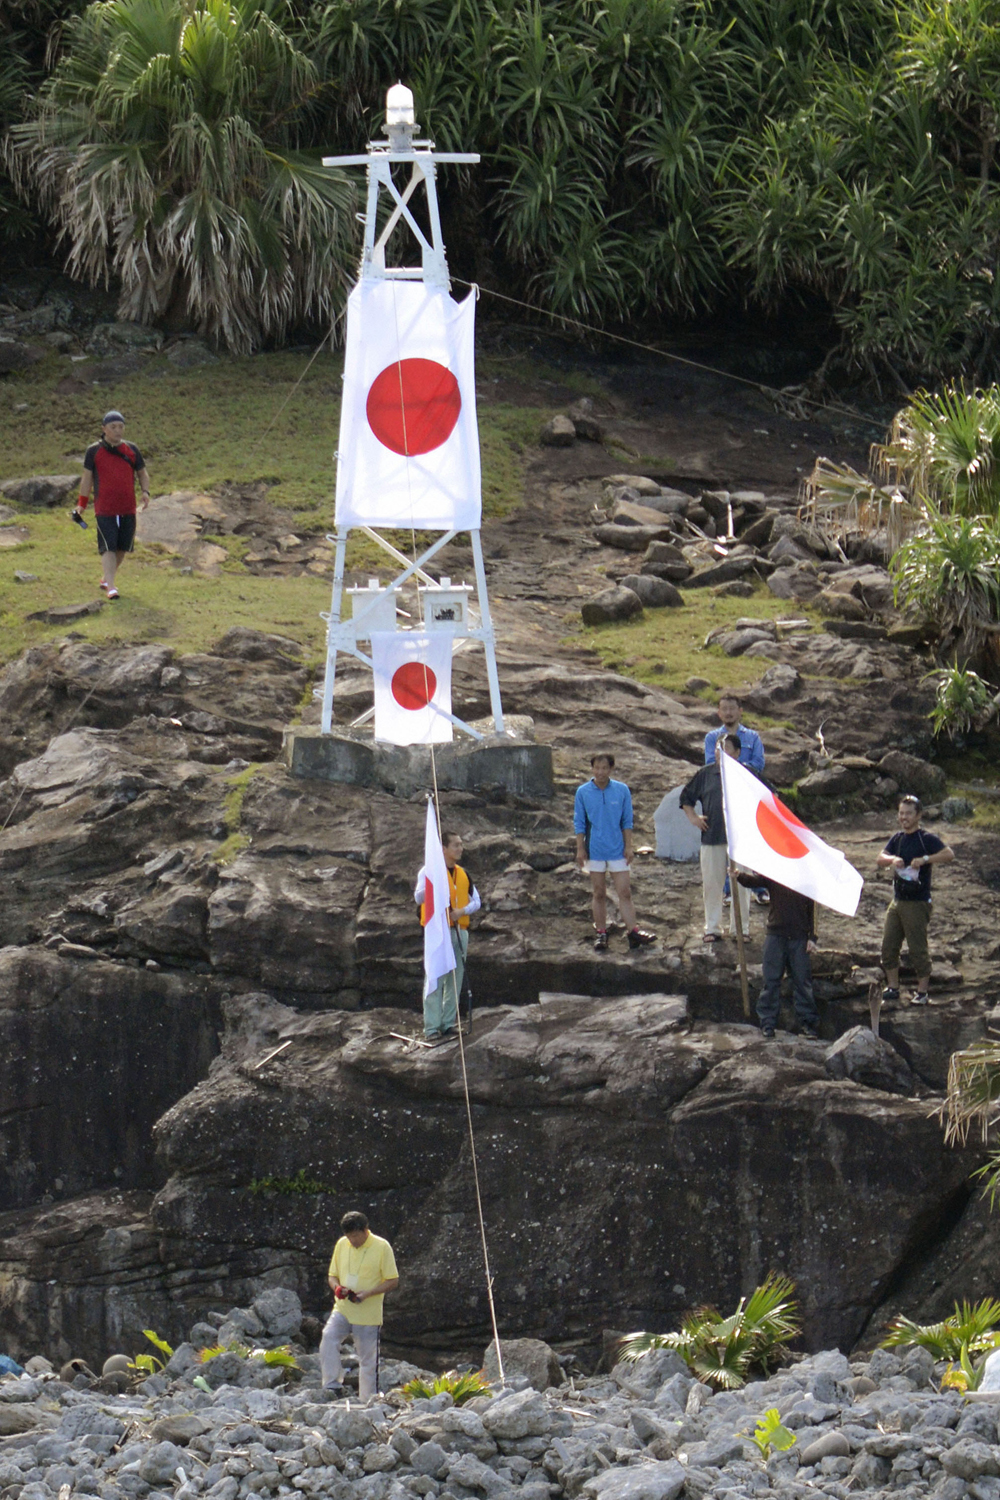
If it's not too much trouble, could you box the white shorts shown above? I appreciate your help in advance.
[587,859,629,873]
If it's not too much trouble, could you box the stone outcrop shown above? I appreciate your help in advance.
[0,995,979,1364]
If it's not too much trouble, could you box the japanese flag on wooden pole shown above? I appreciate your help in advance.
[720,752,864,916]
[370,631,453,744]
[421,799,456,999]
[335,281,481,531]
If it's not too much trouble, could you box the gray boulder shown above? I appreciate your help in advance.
[482,1387,552,1439]
[744,664,801,712]
[581,586,643,625]
[942,1438,1000,1480]
[685,556,757,588]
[86,320,163,357]
[824,1027,916,1095]
[594,522,677,551]
[411,1441,448,1477]
[978,1348,1000,1391]
[619,574,683,608]
[942,796,975,823]
[582,1460,686,1500]
[540,415,576,447]
[799,1431,851,1464]
[877,750,946,801]
[0,475,79,509]
[138,1441,187,1485]
[766,562,822,601]
[483,1337,565,1390]
[252,1286,302,1338]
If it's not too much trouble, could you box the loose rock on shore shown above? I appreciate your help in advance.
[1,1292,994,1500]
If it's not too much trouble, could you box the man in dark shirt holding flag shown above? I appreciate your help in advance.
[73,410,150,600]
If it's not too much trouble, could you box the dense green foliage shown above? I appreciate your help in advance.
[811,382,1000,668]
[7,0,1000,375]
[5,0,356,351]
[617,1274,800,1389]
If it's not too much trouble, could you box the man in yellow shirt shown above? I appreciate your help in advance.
[319,1211,399,1400]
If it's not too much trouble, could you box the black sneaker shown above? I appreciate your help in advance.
[594,931,609,952]
[910,991,930,1006]
[881,987,900,1002]
[627,927,656,949]
[800,1026,819,1040]
[754,889,770,905]
[761,1025,776,1040]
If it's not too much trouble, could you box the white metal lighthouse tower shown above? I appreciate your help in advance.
[318,84,506,741]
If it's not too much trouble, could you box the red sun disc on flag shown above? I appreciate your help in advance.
[367,359,462,455]
[391,661,437,710]
[423,878,435,922]
[756,799,809,859]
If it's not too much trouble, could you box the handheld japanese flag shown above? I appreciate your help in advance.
[421,799,456,998]
[335,280,481,531]
[371,631,453,745]
[720,753,864,916]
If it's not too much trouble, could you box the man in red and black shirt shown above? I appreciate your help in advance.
[73,410,150,599]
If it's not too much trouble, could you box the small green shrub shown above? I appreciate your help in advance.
[401,1370,491,1405]
[249,1167,334,1196]
[130,1329,174,1376]
[748,1408,797,1458]
[200,1341,300,1369]
[928,664,994,737]
[617,1274,800,1390]
[881,1297,1000,1359]
[891,512,1000,661]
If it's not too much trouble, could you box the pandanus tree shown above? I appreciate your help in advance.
[5,0,356,351]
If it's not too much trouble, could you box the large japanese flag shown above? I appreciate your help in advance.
[335,281,481,531]
[421,799,456,998]
[371,631,453,745]
[720,753,864,916]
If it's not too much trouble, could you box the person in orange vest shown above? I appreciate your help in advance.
[414,831,480,1041]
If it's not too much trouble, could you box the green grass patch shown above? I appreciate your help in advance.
[0,347,543,663]
[576,586,827,696]
[0,507,333,663]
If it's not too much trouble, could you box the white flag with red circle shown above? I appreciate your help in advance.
[421,798,456,999]
[720,753,864,916]
[335,281,481,531]
[370,631,453,745]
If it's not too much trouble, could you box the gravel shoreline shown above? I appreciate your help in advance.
[2,1291,997,1500]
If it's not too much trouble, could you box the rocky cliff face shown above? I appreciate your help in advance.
[3,386,1000,1371]
[1,608,999,1370]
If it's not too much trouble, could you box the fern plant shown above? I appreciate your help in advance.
[617,1275,800,1390]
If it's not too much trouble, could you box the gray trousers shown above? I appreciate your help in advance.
[319,1309,380,1399]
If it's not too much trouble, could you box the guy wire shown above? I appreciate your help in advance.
[429,756,507,1389]
[451,278,884,433]
[389,277,506,1387]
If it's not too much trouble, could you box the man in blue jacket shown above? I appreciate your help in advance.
[705,694,768,905]
[574,753,656,952]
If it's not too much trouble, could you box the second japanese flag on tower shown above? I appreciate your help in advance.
[720,752,863,916]
[371,630,453,745]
